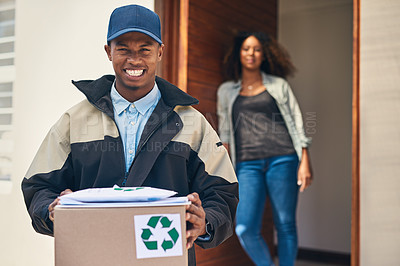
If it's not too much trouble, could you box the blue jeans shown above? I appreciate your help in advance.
[235,154,299,266]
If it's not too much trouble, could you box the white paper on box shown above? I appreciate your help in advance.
[57,197,190,208]
[134,213,183,259]
[59,186,177,205]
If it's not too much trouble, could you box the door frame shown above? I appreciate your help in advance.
[154,0,188,92]
[155,0,361,265]
[352,0,360,265]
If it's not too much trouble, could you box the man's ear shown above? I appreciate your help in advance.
[157,44,165,61]
[104,44,112,61]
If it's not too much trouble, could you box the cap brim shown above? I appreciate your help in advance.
[107,28,162,44]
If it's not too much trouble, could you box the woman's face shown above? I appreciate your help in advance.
[240,35,264,71]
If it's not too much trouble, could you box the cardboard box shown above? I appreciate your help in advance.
[54,204,187,266]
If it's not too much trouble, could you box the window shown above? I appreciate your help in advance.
[0,0,15,192]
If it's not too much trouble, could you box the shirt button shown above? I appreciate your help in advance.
[130,121,135,126]
[129,150,134,154]
[131,104,135,108]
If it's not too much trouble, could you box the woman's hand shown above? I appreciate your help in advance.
[297,148,313,192]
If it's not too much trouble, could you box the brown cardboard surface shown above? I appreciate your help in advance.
[54,205,187,266]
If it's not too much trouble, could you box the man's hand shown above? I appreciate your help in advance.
[48,189,73,222]
[185,192,206,249]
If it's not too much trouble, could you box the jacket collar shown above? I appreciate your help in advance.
[72,75,199,117]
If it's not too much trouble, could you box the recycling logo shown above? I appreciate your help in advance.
[134,213,183,259]
[141,216,179,251]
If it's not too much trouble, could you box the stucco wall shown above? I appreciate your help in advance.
[360,0,400,265]
[0,1,153,265]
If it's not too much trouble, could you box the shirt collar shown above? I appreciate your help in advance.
[111,82,161,116]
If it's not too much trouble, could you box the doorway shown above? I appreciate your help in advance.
[155,0,354,264]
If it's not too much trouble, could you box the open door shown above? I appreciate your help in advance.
[156,0,278,264]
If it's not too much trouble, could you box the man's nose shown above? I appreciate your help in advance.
[127,54,141,64]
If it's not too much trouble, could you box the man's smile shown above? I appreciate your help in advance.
[125,69,145,77]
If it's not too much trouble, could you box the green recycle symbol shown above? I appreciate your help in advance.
[141,216,179,251]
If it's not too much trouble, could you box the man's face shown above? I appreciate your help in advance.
[105,32,164,94]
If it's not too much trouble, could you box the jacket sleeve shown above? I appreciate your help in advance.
[188,116,238,249]
[284,81,312,148]
[21,113,74,236]
[216,83,231,144]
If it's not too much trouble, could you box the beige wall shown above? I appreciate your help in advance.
[0,1,153,265]
[360,0,400,265]
[278,0,352,253]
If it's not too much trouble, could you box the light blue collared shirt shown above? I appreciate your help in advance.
[111,82,161,173]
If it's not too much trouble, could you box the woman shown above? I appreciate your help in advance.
[217,32,313,266]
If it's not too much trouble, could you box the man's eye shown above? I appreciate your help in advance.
[117,48,128,51]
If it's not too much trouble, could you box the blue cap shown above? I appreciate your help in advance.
[107,5,162,44]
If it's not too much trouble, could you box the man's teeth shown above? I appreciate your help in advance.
[126,69,143,76]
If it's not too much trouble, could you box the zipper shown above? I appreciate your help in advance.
[87,95,177,187]
[121,172,129,186]
[126,108,175,175]
[116,126,129,187]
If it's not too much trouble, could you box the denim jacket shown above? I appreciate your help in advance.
[217,72,311,164]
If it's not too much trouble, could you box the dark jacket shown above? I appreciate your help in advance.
[21,75,238,265]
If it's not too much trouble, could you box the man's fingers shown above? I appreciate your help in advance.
[186,203,203,219]
[60,189,73,196]
[186,236,195,249]
[186,209,203,230]
[48,198,61,222]
[186,193,205,222]
[185,192,207,247]
[187,192,201,206]
[49,189,73,222]
[49,198,60,210]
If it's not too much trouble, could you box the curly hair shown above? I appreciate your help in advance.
[223,32,296,81]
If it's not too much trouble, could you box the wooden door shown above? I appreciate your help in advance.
[156,0,278,265]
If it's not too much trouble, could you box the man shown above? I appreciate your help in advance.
[21,4,238,265]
